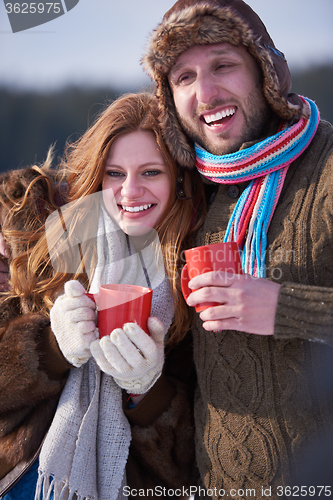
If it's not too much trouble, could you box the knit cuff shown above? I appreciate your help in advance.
[123,372,175,427]
[274,282,333,346]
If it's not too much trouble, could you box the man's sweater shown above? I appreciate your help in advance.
[193,120,333,498]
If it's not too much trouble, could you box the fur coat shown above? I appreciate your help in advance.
[0,164,71,496]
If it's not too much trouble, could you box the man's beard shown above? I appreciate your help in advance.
[177,89,273,156]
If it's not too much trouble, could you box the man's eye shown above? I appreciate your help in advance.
[177,73,194,85]
[215,62,233,72]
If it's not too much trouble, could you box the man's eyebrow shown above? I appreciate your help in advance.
[169,47,236,76]
[169,61,186,77]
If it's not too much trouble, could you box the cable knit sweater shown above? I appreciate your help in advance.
[192,120,333,497]
[125,120,333,498]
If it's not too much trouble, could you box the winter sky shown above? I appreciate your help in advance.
[0,0,332,91]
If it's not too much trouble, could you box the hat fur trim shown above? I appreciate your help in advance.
[142,2,304,168]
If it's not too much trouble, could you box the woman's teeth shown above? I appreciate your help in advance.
[121,204,153,213]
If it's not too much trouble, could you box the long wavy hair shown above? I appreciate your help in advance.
[0,150,66,314]
[5,93,206,345]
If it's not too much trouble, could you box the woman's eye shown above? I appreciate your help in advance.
[106,170,124,178]
[143,170,161,177]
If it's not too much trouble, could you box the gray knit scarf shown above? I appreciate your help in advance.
[36,203,174,500]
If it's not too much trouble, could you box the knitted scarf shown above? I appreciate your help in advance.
[37,203,174,500]
[195,97,320,277]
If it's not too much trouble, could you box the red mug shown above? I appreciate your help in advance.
[181,242,242,312]
[86,284,152,338]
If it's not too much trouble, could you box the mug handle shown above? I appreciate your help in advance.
[85,292,96,305]
[181,264,192,301]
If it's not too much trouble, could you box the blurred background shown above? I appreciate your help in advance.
[1,0,332,173]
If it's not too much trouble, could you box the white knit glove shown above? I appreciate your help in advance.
[90,317,165,394]
[50,280,98,367]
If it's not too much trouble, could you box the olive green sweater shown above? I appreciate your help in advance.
[193,120,333,498]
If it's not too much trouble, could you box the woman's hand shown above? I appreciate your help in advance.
[50,280,98,367]
[186,271,281,336]
[91,317,165,394]
[0,259,9,292]
[0,232,9,291]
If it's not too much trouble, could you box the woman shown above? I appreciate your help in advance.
[1,92,204,499]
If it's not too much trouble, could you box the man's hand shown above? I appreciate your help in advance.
[186,271,281,336]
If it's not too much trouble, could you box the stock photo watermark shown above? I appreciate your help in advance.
[123,485,332,498]
[3,0,79,33]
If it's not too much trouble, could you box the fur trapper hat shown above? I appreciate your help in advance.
[142,0,305,168]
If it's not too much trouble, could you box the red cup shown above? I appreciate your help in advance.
[86,284,152,338]
[181,242,242,312]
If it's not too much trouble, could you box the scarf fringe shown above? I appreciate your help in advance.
[196,96,320,277]
[35,472,97,500]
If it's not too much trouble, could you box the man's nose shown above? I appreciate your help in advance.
[195,75,219,104]
[121,175,144,198]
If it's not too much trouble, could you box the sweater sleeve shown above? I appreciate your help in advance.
[274,282,333,346]
[124,332,199,495]
[273,123,333,346]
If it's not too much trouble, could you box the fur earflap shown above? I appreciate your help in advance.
[142,0,305,168]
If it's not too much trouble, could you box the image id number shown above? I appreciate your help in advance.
[277,486,332,497]
[5,2,61,14]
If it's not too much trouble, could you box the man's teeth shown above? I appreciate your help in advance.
[121,204,153,213]
[204,108,236,124]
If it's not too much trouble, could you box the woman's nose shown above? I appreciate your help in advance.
[121,175,144,198]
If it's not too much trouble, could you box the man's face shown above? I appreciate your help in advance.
[168,42,272,155]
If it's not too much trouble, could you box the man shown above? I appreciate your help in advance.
[130,0,333,497]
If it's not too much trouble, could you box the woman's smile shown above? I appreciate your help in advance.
[119,203,154,213]
[102,129,172,235]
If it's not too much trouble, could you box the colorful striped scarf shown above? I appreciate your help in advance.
[195,97,320,277]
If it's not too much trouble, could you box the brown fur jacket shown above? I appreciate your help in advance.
[0,165,71,496]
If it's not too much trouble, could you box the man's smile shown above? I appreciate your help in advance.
[201,107,237,126]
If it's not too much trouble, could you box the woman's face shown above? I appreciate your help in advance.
[102,129,172,236]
